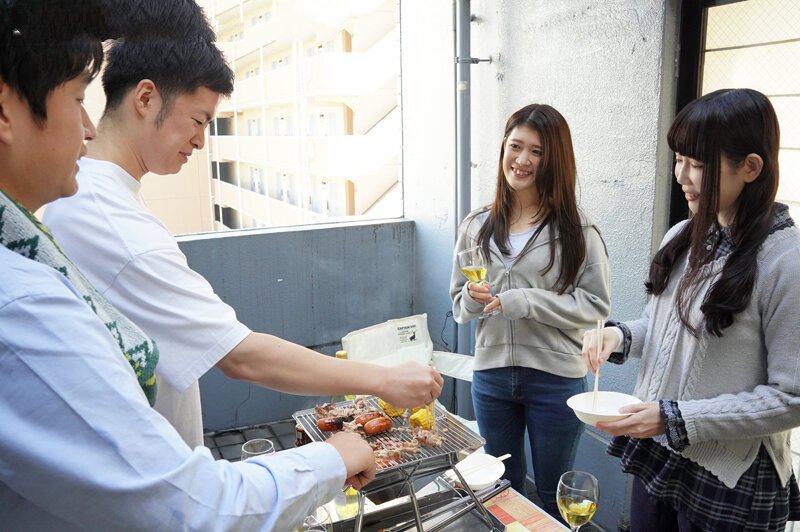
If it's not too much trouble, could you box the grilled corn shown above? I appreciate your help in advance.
[409,406,434,429]
[378,398,405,417]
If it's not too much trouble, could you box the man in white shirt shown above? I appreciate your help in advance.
[44,7,444,447]
[0,1,375,529]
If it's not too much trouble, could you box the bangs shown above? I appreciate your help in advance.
[72,39,105,82]
[59,38,105,85]
[667,102,718,163]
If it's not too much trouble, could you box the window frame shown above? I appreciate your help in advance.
[670,0,749,227]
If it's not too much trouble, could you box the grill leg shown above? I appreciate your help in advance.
[353,489,366,532]
[451,464,495,529]
[406,478,425,531]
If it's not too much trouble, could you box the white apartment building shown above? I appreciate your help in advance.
[204,0,401,231]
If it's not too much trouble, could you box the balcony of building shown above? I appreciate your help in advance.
[175,2,800,530]
[218,27,396,114]
[230,75,263,110]
[301,28,397,99]
[306,107,398,177]
[210,106,397,175]
[208,0,242,18]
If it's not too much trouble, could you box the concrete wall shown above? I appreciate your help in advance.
[179,219,415,429]
[402,1,680,529]
[400,1,460,354]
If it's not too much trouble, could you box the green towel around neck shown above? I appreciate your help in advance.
[0,189,158,405]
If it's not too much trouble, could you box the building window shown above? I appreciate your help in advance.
[247,117,261,136]
[187,0,402,235]
[672,0,800,226]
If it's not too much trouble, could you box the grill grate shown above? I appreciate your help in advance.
[292,396,484,473]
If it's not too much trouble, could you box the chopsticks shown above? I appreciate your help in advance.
[592,319,602,412]
[456,453,511,477]
[442,453,512,485]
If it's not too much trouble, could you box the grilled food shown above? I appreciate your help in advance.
[363,416,393,436]
[409,407,434,430]
[378,398,405,417]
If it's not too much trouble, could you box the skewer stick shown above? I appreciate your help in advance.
[592,319,602,413]
[428,360,436,431]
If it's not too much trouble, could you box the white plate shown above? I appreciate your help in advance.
[449,452,505,490]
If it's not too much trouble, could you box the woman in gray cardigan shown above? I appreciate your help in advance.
[583,89,800,531]
[451,104,611,517]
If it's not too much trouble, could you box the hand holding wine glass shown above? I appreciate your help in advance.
[458,247,498,317]
[557,470,598,531]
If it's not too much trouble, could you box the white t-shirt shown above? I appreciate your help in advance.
[44,158,251,447]
[501,226,539,265]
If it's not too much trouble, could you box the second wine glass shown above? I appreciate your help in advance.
[241,438,275,461]
[556,470,598,531]
[293,506,332,532]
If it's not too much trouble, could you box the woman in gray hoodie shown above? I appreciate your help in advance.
[450,103,611,517]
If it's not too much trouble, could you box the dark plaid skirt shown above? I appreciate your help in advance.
[608,436,800,531]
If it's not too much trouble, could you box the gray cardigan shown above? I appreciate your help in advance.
[626,220,800,488]
[450,209,611,378]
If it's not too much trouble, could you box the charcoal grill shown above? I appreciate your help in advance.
[293,396,497,531]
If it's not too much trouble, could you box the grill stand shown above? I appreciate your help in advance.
[293,398,496,531]
[351,451,495,532]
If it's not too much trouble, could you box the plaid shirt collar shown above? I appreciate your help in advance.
[706,202,794,260]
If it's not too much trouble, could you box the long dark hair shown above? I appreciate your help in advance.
[474,104,585,294]
[646,88,780,336]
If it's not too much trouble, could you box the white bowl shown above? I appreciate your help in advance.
[567,391,641,425]
[446,452,505,490]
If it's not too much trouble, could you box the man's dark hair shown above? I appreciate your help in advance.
[103,37,234,124]
[0,0,108,124]
[104,0,216,42]
[101,1,234,125]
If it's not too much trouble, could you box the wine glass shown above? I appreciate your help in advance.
[556,470,598,531]
[334,485,359,520]
[293,506,332,532]
[457,247,496,318]
[241,438,275,461]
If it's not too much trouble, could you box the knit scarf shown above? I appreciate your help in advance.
[0,190,159,405]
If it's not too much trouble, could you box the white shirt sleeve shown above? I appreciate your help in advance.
[106,246,252,391]
[0,281,344,531]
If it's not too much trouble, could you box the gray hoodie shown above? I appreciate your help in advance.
[451,209,611,378]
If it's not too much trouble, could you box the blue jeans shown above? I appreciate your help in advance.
[471,366,586,516]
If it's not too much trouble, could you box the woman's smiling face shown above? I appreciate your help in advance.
[503,125,542,195]
[675,152,755,227]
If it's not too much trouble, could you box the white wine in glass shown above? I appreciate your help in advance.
[457,247,487,283]
[457,247,496,317]
[557,470,598,531]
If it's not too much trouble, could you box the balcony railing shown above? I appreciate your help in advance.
[210,0,241,18]
[264,65,298,104]
[232,76,263,110]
